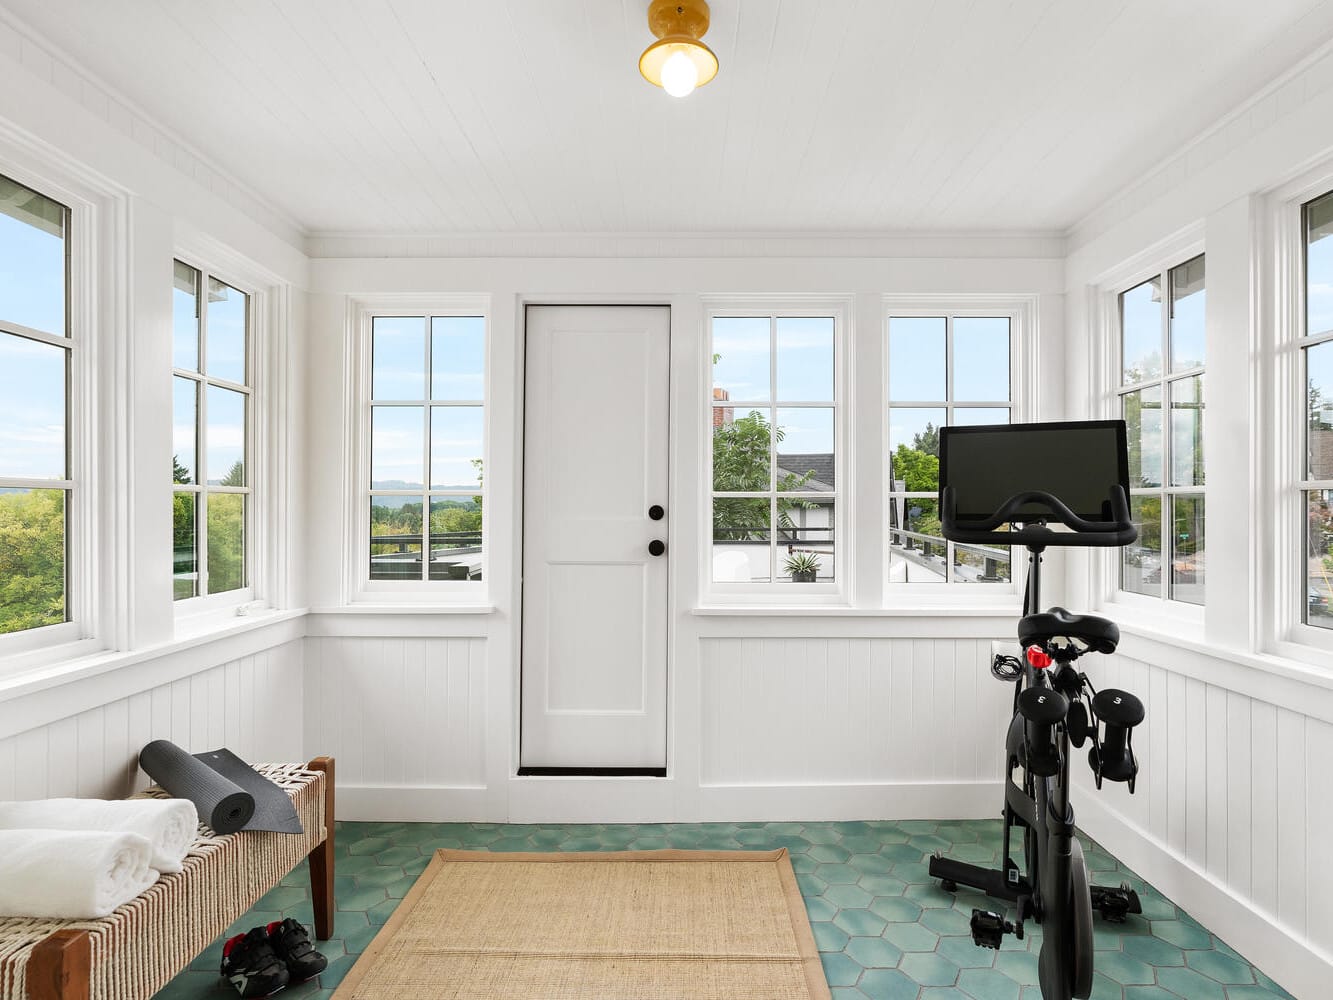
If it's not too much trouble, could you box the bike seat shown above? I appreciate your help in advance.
[1018,607,1119,655]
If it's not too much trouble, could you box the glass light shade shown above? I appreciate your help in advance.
[639,37,718,94]
[661,50,699,97]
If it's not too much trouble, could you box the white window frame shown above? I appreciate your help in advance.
[0,144,126,670]
[171,255,255,615]
[701,297,850,607]
[1112,254,1207,607]
[1271,166,1333,658]
[171,232,289,628]
[346,295,491,606]
[882,295,1035,608]
[1088,227,1206,629]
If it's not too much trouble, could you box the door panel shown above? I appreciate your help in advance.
[521,305,670,770]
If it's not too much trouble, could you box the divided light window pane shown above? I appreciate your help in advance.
[1308,191,1333,339]
[373,317,426,400]
[173,261,200,372]
[172,377,197,484]
[888,317,945,400]
[1306,194,1333,629]
[711,314,837,586]
[0,332,66,479]
[0,175,66,337]
[0,174,70,636]
[887,315,1013,586]
[369,314,486,584]
[1117,257,1205,605]
[952,317,1009,401]
[431,316,484,400]
[171,259,252,601]
[1121,277,1162,384]
[711,317,770,402]
[206,278,247,384]
[1170,256,1206,371]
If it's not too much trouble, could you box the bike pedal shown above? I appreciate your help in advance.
[1090,883,1143,923]
[969,909,1014,949]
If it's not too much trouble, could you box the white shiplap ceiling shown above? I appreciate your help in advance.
[5,0,1333,236]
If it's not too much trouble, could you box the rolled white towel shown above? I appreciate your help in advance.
[0,829,158,918]
[0,797,198,873]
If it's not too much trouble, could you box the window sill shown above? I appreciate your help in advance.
[692,606,1020,618]
[0,608,307,709]
[309,604,497,615]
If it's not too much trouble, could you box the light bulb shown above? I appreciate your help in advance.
[660,50,699,97]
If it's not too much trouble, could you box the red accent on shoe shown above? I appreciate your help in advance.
[266,921,282,935]
[222,934,246,958]
[1026,645,1053,669]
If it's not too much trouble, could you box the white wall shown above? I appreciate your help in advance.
[0,15,310,790]
[1063,41,1333,1000]
[299,250,1065,825]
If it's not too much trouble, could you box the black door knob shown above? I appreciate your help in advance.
[649,504,665,520]
[648,539,666,557]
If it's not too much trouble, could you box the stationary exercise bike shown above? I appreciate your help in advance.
[926,420,1148,1000]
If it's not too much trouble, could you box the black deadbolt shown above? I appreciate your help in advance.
[648,539,666,557]
[649,504,665,520]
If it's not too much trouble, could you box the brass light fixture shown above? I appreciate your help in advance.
[639,0,718,98]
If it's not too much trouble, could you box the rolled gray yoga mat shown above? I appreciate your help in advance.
[138,742,303,835]
[138,740,254,834]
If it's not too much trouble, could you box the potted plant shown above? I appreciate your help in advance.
[784,551,820,583]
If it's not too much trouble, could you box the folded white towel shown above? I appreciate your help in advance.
[0,829,158,918]
[0,797,198,874]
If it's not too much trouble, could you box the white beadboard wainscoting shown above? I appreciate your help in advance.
[0,636,304,802]
[302,635,490,821]
[697,636,1014,821]
[1070,639,1333,1000]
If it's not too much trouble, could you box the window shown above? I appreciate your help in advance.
[1304,192,1333,630]
[887,313,1013,585]
[172,260,252,600]
[1116,255,1205,605]
[710,312,838,587]
[0,174,71,637]
[368,314,485,584]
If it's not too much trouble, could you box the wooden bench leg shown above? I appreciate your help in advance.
[27,929,91,1000]
[306,755,336,940]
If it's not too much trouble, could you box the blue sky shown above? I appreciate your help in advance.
[371,316,485,491]
[0,196,65,481]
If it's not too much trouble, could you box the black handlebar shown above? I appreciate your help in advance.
[940,485,1138,548]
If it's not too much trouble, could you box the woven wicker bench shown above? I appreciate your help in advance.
[0,756,335,1000]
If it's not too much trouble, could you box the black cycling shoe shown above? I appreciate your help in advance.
[266,918,328,982]
[220,927,290,998]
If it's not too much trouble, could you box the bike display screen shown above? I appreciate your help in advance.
[939,420,1130,525]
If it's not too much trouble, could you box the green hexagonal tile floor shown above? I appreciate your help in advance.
[153,819,1295,1000]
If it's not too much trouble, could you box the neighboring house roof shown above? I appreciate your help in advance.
[776,452,834,492]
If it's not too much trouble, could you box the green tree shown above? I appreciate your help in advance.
[892,444,941,538]
[221,460,245,487]
[172,454,191,485]
[207,493,245,593]
[0,490,66,633]
[912,423,940,458]
[172,492,196,599]
[712,410,815,539]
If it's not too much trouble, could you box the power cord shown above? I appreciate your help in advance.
[991,654,1024,682]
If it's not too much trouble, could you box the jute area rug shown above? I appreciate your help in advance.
[333,848,831,999]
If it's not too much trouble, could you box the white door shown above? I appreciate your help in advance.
[520,305,670,771]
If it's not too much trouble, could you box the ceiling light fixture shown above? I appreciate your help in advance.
[639,0,718,98]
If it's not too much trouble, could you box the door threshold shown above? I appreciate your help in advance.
[516,766,668,778]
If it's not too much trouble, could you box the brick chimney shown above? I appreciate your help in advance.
[712,387,734,429]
